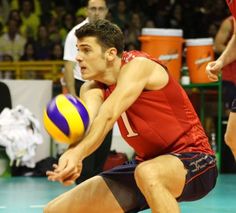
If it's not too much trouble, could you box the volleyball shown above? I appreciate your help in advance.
[43,94,90,144]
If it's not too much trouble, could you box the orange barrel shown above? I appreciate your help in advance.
[139,28,184,81]
[185,38,214,83]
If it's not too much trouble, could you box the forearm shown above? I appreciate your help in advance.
[74,113,114,160]
[217,34,236,67]
[64,61,76,96]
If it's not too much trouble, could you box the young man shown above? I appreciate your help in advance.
[206,0,236,160]
[45,20,217,213]
[63,0,112,184]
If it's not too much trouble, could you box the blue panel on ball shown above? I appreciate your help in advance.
[66,94,90,129]
[47,98,70,136]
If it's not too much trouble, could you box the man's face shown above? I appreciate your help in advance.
[76,37,107,81]
[87,0,108,22]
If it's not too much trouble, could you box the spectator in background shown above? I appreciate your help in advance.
[20,41,38,79]
[0,0,10,26]
[20,40,37,61]
[18,0,40,40]
[63,0,112,185]
[138,0,158,21]
[169,3,184,29]
[50,42,63,60]
[35,25,51,60]
[124,12,142,50]
[112,0,130,31]
[0,18,26,61]
[46,15,62,44]
[143,19,156,28]
[7,9,21,24]
[39,0,54,25]
[153,0,170,28]
[10,0,41,16]
[2,9,22,34]
[50,2,66,27]
[59,13,75,44]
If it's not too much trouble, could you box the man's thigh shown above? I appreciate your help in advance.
[137,154,187,198]
[44,176,123,213]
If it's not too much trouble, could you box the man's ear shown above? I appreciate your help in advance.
[106,48,117,61]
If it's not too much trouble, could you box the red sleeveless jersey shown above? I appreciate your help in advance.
[226,0,236,19]
[104,51,213,161]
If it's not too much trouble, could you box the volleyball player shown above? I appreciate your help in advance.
[45,20,217,213]
[206,0,236,160]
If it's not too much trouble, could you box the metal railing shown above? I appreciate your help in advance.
[0,60,64,82]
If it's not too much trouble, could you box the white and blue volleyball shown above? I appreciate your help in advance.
[43,94,90,144]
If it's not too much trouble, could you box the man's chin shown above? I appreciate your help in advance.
[81,73,88,79]
[82,75,92,81]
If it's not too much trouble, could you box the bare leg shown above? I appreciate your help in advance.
[44,176,124,213]
[134,155,187,213]
[225,112,236,160]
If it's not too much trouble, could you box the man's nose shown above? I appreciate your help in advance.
[76,53,82,62]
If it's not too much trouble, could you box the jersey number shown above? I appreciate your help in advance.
[121,112,138,137]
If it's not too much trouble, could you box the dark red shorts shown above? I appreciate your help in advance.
[100,152,218,212]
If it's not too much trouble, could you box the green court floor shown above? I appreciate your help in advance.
[0,174,235,213]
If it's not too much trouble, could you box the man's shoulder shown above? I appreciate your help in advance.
[122,50,150,63]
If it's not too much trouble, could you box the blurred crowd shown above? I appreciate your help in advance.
[0,0,231,64]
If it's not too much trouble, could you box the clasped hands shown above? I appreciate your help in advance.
[46,148,83,186]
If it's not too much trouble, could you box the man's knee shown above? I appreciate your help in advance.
[134,156,186,198]
[134,161,164,191]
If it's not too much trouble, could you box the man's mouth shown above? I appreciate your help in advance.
[80,66,86,73]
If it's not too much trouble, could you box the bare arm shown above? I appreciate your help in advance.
[214,18,232,54]
[64,60,76,96]
[217,32,236,67]
[79,81,105,125]
[47,80,104,185]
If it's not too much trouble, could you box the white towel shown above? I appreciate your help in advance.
[0,105,43,168]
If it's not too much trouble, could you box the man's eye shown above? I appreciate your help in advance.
[83,48,90,53]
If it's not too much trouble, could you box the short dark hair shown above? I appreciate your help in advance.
[75,19,124,56]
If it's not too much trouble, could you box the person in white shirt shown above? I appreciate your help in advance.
[63,0,108,96]
[63,0,113,184]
